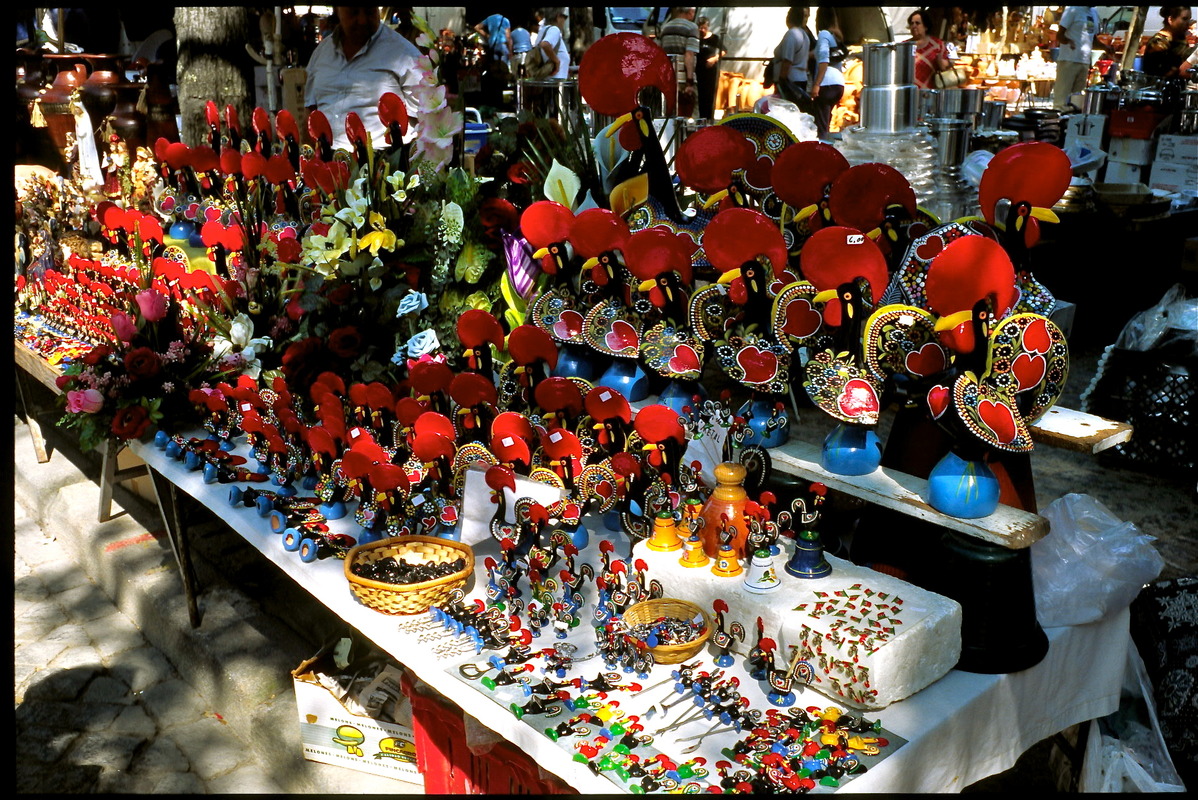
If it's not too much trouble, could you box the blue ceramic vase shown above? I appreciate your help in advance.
[597,359,649,402]
[553,344,602,381]
[738,398,789,449]
[820,423,882,475]
[659,381,705,417]
[926,450,1001,518]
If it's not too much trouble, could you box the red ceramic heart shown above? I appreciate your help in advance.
[904,342,946,377]
[604,319,639,352]
[1022,316,1052,354]
[782,298,822,340]
[736,346,778,385]
[743,155,774,190]
[1011,352,1046,392]
[837,378,880,419]
[552,309,585,340]
[204,205,223,223]
[915,234,944,262]
[978,399,1017,443]
[667,344,701,375]
[927,384,951,419]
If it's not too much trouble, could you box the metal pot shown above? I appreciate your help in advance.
[1084,84,1118,115]
[1119,69,1156,91]
[928,117,970,167]
[863,41,916,87]
[859,84,920,132]
[981,100,1007,130]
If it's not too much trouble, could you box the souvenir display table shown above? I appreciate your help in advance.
[128,430,1129,793]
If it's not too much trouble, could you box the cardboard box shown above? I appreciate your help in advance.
[1155,134,1198,166]
[1103,161,1144,184]
[1108,136,1154,166]
[292,649,421,784]
[1148,161,1198,193]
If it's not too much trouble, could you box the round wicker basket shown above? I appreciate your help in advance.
[344,536,474,616]
[622,598,712,664]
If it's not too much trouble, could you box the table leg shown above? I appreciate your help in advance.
[16,366,51,463]
[148,466,203,628]
[97,439,148,523]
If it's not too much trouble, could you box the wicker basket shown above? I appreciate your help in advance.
[344,536,474,616]
[622,598,712,664]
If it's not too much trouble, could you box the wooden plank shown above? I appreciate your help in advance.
[13,341,65,394]
[1030,406,1133,454]
[770,439,1049,550]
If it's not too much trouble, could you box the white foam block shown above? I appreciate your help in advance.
[636,539,962,710]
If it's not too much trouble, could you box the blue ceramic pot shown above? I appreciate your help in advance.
[927,450,1001,518]
[738,398,790,449]
[169,220,195,240]
[597,360,649,402]
[658,381,705,417]
[319,500,348,521]
[784,530,833,579]
[553,344,601,381]
[568,524,589,550]
[820,423,882,475]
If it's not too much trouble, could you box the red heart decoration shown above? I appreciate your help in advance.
[1022,317,1052,354]
[604,319,639,353]
[160,196,176,212]
[904,342,946,377]
[836,378,880,419]
[667,344,701,375]
[927,384,951,419]
[422,515,438,530]
[743,155,774,190]
[782,298,822,340]
[204,205,223,223]
[736,346,778,385]
[915,234,944,262]
[1011,352,1046,392]
[978,399,1018,443]
[552,309,585,340]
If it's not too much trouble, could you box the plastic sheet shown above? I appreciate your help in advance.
[1113,283,1198,356]
[1032,493,1165,628]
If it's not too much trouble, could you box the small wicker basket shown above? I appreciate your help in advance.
[622,598,712,664]
[344,536,474,616]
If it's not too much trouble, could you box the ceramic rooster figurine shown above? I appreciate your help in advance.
[825,163,927,272]
[674,124,757,211]
[771,140,851,245]
[627,227,704,383]
[690,208,793,395]
[497,325,559,412]
[710,598,746,668]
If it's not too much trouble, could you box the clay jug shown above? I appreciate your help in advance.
[110,83,148,153]
[40,67,87,150]
[81,70,121,133]
[699,462,750,559]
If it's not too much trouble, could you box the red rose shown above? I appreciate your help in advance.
[276,237,302,264]
[111,404,151,440]
[282,337,323,370]
[124,347,162,380]
[55,374,75,391]
[327,326,363,359]
[478,198,518,248]
[507,161,531,184]
[83,344,113,366]
[326,283,354,305]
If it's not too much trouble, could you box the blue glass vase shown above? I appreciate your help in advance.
[927,450,1001,518]
[820,423,882,475]
[738,398,789,449]
[597,359,649,402]
[553,344,601,381]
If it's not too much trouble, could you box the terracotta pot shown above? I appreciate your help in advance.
[110,83,148,153]
[40,68,86,150]
[81,70,121,132]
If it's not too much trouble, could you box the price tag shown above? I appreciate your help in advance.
[411,494,426,506]
[599,390,612,402]
[549,431,563,443]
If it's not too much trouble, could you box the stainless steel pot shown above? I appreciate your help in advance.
[863,41,916,87]
[1084,84,1118,115]
[981,100,1007,129]
[928,117,970,167]
[860,85,920,132]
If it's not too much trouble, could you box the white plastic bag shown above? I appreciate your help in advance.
[1032,493,1165,627]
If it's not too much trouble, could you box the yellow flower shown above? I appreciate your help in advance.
[358,211,397,256]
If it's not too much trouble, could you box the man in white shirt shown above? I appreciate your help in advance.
[1053,6,1100,111]
[304,6,425,152]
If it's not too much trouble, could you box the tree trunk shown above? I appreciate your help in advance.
[568,7,595,66]
[174,7,257,148]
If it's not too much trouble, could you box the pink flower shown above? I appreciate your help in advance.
[111,311,138,343]
[66,388,105,414]
[135,289,168,322]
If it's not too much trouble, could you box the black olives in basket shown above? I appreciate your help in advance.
[352,555,466,585]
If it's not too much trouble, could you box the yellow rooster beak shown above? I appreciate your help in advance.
[637,279,657,292]
[533,247,549,259]
[795,203,819,222]
[582,256,600,271]
[717,268,741,285]
[935,309,973,332]
[1030,205,1059,224]
[606,112,634,137]
[702,189,729,209]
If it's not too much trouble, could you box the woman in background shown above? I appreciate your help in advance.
[1142,6,1195,77]
[908,8,951,88]
[810,6,846,142]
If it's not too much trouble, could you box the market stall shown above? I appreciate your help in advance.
[14,10,1187,794]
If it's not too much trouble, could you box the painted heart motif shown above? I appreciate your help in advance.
[667,344,701,375]
[422,515,438,531]
[1022,317,1052,354]
[904,342,946,377]
[1012,352,1046,392]
[204,205,223,223]
[552,309,585,340]
[978,399,1018,443]
[183,202,201,221]
[743,155,774,190]
[837,378,880,419]
[915,234,944,262]
[927,384,951,419]
[604,319,639,352]
[782,298,822,339]
[736,346,779,385]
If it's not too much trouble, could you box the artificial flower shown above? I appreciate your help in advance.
[327,326,364,359]
[440,201,464,244]
[111,311,138,343]
[358,211,398,257]
[124,347,163,380]
[396,291,430,318]
[303,219,352,276]
[111,404,151,440]
[334,178,370,230]
[134,289,169,322]
[83,344,113,366]
[407,328,441,358]
[66,388,104,414]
